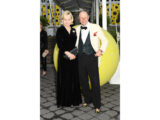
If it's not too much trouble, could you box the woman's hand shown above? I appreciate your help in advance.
[42,49,49,57]
[44,50,49,54]
[64,51,76,60]
[69,54,76,60]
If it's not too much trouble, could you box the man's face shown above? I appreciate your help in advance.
[79,11,89,26]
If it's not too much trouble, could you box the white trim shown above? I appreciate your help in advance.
[96,0,99,25]
[102,0,107,30]
[109,0,112,18]
[49,0,53,26]
[109,61,120,84]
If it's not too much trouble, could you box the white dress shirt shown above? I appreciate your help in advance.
[81,22,90,44]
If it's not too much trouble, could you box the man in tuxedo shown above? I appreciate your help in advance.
[75,10,108,113]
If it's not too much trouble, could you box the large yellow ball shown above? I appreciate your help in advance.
[53,27,119,86]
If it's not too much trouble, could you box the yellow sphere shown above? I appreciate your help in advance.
[53,27,119,86]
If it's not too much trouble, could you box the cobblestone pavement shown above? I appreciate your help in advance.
[40,65,120,120]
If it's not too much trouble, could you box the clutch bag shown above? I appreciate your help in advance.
[63,47,78,59]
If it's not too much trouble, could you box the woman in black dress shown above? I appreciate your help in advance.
[56,10,82,107]
[40,22,49,76]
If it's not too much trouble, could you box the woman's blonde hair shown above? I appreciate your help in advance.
[61,10,74,24]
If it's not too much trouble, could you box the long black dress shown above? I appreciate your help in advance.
[56,25,82,107]
[40,29,48,71]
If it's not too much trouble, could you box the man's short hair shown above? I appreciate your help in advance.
[79,10,89,16]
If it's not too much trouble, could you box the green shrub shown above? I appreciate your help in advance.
[108,27,117,42]
[40,16,49,26]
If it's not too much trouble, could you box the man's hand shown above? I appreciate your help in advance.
[95,49,103,57]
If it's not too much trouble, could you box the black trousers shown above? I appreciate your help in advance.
[40,50,47,71]
[78,54,101,108]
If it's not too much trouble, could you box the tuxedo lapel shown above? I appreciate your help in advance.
[89,23,95,49]
[89,23,94,42]
[77,26,81,40]
[76,25,81,47]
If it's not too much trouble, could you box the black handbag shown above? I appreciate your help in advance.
[63,47,78,59]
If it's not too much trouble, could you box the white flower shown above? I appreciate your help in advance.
[72,30,75,33]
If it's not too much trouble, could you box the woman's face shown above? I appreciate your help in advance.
[63,14,72,27]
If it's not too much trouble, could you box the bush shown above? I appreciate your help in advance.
[40,16,49,26]
[108,27,117,42]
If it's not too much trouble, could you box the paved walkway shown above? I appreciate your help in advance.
[40,65,120,120]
